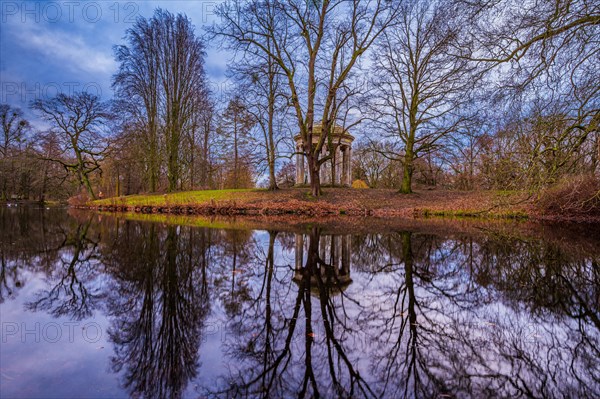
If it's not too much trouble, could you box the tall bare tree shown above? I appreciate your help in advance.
[157,10,208,191]
[229,39,290,190]
[369,0,477,193]
[218,97,256,189]
[213,0,401,196]
[113,16,161,192]
[114,9,209,193]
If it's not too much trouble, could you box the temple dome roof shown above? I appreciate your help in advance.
[294,122,354,143]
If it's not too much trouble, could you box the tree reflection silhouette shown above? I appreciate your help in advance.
[26,216,104,320]
[104,223,210,399]
[208,227,600,398]
[211,227,376,398]
[2,207,599,398]
[1,206,79,303]
[363,230,600,398]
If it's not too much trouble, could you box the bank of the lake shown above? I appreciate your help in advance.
[86,188,544,220]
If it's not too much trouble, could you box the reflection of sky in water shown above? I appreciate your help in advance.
[1,271,123,398]
[1,207,599,398]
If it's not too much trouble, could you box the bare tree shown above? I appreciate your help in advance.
[197,98,216,188]
[217,97,256,189]
[369,0,478,193]
[157,9,208,192]
[229,41,290,190]
[460,0,600,185]
[31,92,112,200]
[213,0,401,196]
[113,16,161,192]
[114,9,209,193]
[0,104,30,200]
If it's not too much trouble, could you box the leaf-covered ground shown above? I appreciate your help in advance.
[90,188,533,219]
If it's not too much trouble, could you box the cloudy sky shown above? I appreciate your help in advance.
[0,1,229,124]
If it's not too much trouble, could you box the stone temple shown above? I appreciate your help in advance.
[294,123,354,186]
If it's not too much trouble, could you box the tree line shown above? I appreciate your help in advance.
[1,1,598,201]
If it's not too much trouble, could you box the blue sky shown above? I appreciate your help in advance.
[0,1,230,125]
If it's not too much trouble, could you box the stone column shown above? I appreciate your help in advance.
[296,145,304,185]
[320,235,327,263]
[335,146,342,186]
[342,147,348,186]
[320,145,328,184]
[334,235,342,271]
[346,147,352,186]
[341,234,351,278]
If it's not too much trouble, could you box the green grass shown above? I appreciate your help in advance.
[420,208,529,220]
[91,189,263,207]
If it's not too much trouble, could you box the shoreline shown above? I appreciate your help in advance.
[80,203,600,223]
[79,188,599,223]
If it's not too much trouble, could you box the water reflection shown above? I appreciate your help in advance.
[215,228,370,398]
[102,223,210,398]
[0,207,598,398]
[293,228,352,292]
[26,216,104,320]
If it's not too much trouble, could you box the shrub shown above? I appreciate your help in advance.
[352,179,369,189]
[67,189,91,206]
[536,175,600,217]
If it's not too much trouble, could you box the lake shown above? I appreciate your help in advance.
[1,205,599,398]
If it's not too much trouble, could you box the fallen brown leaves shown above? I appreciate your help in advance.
[86,188,538,220]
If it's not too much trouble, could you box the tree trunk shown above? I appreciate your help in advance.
[149,121,158,192]
[81,170,96,200]
[167,121,180,192]
[201,118,210,188]
[308,154,321,196]
[266,47,278,191]
[266,98,278,191]
[400,149,414,194]
[268,153,277,190]
[234,119,239,189]
[400,129,415,194]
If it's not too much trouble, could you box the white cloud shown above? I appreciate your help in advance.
[13,22,116,76]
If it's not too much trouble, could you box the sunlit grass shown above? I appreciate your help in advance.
[420,208,529,219]
[101,212,252,230]
[91,189,264,207]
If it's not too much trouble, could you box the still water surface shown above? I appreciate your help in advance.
[1,206,599,398]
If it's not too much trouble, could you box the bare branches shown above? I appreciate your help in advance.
[212,0,401,195]
[31,92,112,200]
[368,0,479,193]
[114,9,210,192]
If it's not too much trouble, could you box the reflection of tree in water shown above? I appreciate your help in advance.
[363,230,600,398]
[211,229,256,317]
[210,227,377,398]
[0,206,75,302]
[3,207,599,398]
[362,231,475,397]
[103,222,211,399]
[454,234,600,397]
[25,215,104,320]
[206,227,600,398]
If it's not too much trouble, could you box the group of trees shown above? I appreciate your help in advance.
[0,1,597,201]
[113,9,210,193]
[213,0,598,194]
[0,103,78,201]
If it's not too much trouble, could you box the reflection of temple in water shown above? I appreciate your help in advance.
[293,234,352,294]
